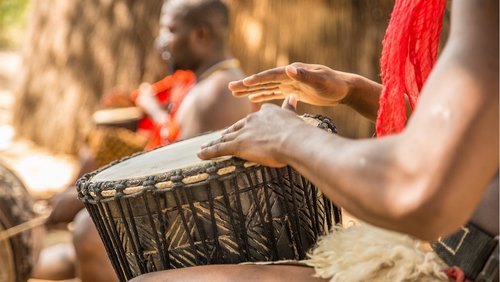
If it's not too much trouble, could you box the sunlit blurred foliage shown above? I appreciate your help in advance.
[0,0,30,48]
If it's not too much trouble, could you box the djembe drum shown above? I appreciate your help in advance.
[77,115,341,281]
[88,107,147,168]
[0,159,38,282]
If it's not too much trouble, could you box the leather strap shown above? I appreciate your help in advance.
[432,223,498,281]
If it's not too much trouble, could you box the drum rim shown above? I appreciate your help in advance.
[92,106,144,125]
[77,114,337,202]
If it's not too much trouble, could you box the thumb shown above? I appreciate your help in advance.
[285,65,309,82]
[281,94,298,111]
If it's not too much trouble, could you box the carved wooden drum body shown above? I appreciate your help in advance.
[77,115,341,281]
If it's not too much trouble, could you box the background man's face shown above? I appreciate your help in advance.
[156,11,197,71]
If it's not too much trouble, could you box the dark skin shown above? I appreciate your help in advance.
[72,209,118,282]
[131,264,324,282]
[199,0,498,240]
[45,147,96,228]
[231,63,382,122]
[175,67,251,139]
[155,2,252,138]
[133,0,497,281]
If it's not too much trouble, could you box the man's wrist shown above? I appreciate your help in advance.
[340,74,382,122]
[277,121,316,167]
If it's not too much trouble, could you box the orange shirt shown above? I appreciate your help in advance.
[130,70,196,150]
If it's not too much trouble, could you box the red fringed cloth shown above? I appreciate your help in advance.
[376,0,447,136]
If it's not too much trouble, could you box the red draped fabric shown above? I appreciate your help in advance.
[376,0,446,137]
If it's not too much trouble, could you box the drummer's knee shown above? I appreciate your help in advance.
[72,210,99,257]
[72,210,118,281]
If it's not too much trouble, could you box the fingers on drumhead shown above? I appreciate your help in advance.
[223,118,246,134]
[198,142,233,159]
[220,131,239,144]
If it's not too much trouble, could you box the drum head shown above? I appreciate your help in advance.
[89,115,334,184]
[92,107,143,127]
[90,131,228,183]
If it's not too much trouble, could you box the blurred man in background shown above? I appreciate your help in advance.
[32,0,252,281]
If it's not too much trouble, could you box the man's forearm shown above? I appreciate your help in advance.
[279,123,438,239]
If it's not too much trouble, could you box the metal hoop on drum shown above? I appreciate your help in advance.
[77,114,342,281]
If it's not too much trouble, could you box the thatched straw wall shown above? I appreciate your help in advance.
[13,0,166,154]
[14,0,400,154]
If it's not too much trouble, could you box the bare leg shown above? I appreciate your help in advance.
[72,210,119,282]
[31,243,76,280]
[130,264,327,282]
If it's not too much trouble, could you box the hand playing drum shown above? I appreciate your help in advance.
[77,115,341,281]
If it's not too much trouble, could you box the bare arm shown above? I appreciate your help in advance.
[229,63,383,122]
[278,0,498,239]
[199,0,499,240]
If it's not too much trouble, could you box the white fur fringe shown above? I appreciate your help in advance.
[304,224,448,282]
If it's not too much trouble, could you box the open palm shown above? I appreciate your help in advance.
[229,62,352,107]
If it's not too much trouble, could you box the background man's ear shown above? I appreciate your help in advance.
[192,24,210,42]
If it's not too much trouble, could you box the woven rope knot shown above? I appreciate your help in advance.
[170,172,183,185]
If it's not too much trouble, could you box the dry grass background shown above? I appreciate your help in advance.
[0,50,78,282]
[13,0,399,155]
[0,51,78,198]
